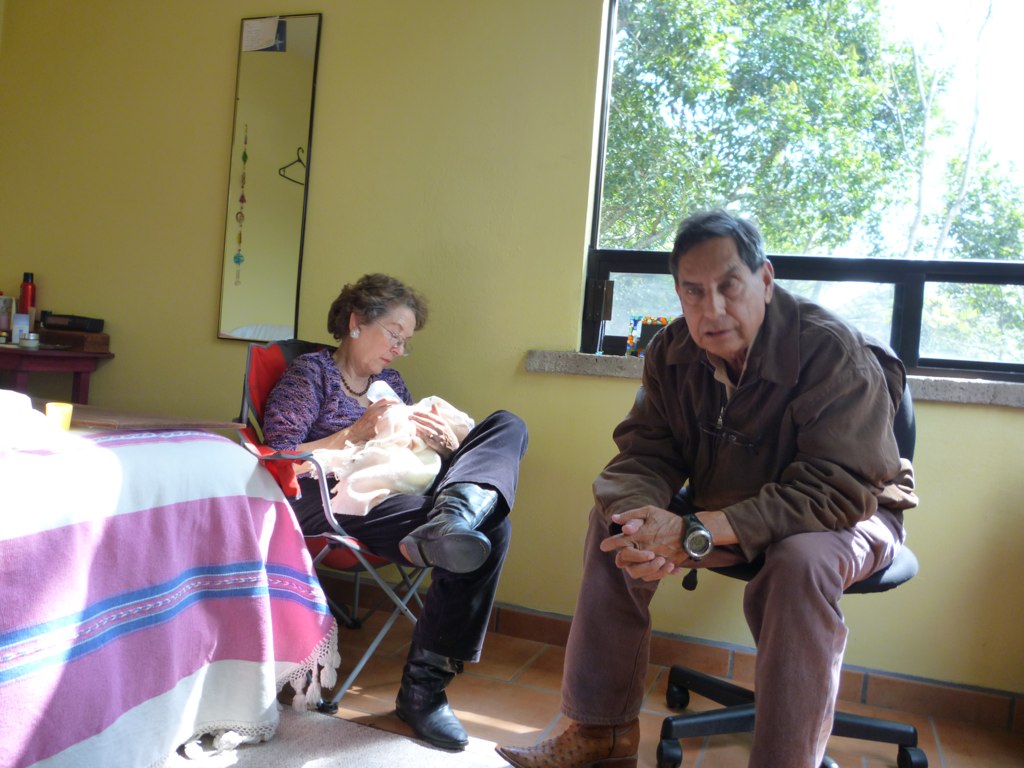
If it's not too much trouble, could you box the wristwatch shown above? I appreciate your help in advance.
[682,513,714,561]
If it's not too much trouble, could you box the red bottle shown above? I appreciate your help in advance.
[19,272,35,313]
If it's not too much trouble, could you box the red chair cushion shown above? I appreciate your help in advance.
[239,424,302,498]
[245,344,288,437]
[242,344,303,496]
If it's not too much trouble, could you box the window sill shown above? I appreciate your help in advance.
[525,350,1024,409]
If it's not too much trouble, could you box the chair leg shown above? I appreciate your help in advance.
[349,571,364,628]
[326,566,431,706]
[832,711,928,767]
[667,664,755,708]
[662,702,756,740]
[317,564,417,630]
[324,592,360,630]
[832,709,919,745]
[660,665,756,767]
[311,538,431,707]
[395,564,426,610]
[658,704,756,768]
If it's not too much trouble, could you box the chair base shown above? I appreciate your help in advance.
[656,665,928,768]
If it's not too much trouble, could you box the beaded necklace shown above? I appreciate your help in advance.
[339,370,372,397]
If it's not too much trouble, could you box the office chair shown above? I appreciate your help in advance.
[656,379,927,768]
[238,339,429,706]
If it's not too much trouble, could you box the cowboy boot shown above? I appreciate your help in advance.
[495,719,640,768]
[399,482,499,573]
[395,645,469,750]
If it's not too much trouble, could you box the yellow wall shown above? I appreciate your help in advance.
[1,0,1022,694]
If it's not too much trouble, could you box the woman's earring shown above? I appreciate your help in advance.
[350,328,360,339]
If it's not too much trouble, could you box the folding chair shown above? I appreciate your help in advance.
[237,339,429,706]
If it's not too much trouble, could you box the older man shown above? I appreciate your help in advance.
[497,210,918,768]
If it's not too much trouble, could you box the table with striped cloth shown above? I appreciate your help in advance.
[0,419,339,768]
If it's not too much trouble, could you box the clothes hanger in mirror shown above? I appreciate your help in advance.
[279,146,306,186]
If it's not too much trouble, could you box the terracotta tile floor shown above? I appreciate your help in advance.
[316,610,1024,768]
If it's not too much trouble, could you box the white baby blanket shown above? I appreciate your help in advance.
[311,397,474,517]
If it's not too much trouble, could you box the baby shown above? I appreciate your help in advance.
[312,395,474,517]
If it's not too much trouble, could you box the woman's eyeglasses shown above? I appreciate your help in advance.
[374,320,413,356]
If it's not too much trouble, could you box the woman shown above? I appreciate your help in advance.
[263,273,528,751]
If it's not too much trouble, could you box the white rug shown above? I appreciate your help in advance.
[164,707,509,768]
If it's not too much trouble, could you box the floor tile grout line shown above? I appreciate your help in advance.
[929,716,948,768]
[532,712,563,745]
[641,666,669,710]
[693,735,711,767]
[514,639,562,744]
[506,643,551,685]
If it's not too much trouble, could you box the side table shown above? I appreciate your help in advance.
[0,345,115,404]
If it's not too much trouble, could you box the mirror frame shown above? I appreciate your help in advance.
[218,13,322,342]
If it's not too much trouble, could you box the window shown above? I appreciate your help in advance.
[584,0,1024,379]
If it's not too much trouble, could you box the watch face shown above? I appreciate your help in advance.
[685,528,713,559]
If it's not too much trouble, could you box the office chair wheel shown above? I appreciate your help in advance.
[665,681,690,710]
[897,745,928,767]
[315,700,339,714]
[656,737,683,768]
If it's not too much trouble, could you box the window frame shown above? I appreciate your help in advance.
[582,0,1024,382]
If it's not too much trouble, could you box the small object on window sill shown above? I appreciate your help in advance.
[626,315,671,356]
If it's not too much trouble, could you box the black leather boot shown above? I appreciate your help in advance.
[395,645,468,750]
[399,483,499,573]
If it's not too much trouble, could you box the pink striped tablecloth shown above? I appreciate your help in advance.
[0,427,339,768]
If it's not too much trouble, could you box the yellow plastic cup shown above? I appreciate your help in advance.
[46,401,74,430]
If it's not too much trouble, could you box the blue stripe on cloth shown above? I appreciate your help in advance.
[265,562,331,615]
[0,561,270,686]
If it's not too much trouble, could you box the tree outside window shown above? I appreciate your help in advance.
[592,0,1024,371]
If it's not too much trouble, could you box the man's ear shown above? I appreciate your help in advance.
[761,259,775,303]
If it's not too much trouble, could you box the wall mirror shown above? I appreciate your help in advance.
[218,13,321,341]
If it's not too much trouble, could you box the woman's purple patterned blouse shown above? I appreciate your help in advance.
[263,348,412,451]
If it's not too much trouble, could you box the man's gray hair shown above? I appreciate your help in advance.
[669,210,766,279]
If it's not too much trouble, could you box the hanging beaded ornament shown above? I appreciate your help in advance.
[233,125,248,285]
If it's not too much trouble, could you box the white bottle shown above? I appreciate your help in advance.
[366,379,400,403]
